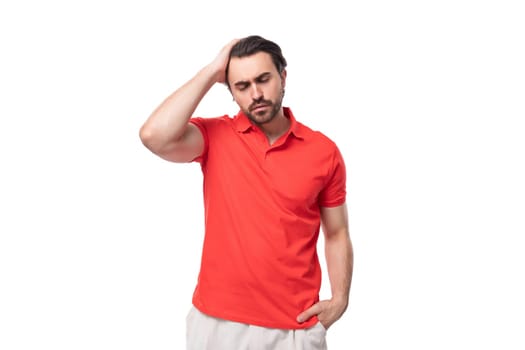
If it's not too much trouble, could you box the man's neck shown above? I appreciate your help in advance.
[258,110,290,145]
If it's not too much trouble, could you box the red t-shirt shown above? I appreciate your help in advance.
[189,107,346,329]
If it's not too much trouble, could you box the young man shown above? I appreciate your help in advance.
[139,35,353,350]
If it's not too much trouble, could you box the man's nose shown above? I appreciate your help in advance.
[250,84,263,100]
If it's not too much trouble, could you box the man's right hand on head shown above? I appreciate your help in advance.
[209,38,240,84]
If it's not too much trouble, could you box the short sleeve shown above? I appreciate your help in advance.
[318,145,347,207]
[188,117,209,164]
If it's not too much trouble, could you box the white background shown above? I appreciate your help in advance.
[1,0,524,349]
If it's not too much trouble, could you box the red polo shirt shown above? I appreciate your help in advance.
[189,107,346,329]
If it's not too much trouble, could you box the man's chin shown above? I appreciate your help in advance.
[247,112,271,124]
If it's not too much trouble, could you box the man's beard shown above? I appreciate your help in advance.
[244,88,284,126]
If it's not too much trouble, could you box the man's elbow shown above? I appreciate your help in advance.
[139,124,161,153]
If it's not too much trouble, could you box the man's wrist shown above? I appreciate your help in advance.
[331,294,349,310]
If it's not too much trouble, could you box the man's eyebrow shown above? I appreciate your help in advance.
[233,72,272,87]
[233,81,250,91]
[255,72,271,80]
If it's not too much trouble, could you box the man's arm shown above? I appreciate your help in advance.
[139,39,239,163]
[297,203,353,329]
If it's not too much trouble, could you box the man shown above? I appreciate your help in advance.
[139,35,353,350]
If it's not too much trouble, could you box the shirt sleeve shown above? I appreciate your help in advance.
[188,117,209,164]
[318,145,347,207]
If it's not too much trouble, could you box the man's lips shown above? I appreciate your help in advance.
[250,104,270,112]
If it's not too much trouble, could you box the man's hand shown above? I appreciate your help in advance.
[209,38,240,84]
[296,298,348,330]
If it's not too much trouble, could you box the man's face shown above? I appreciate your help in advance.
[228,52,286,125]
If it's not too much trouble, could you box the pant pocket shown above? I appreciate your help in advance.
[304,322,328,350]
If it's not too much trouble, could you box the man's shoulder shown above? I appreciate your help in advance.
[287,108,338,147]
[191,114,232,123]
[296,121,339,149]
[190,114,234,128]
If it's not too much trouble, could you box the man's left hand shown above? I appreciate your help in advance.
[296,298,348,330]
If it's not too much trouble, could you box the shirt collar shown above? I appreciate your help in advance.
[233,107,305,140]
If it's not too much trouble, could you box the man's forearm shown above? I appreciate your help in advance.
[325,229,353,309]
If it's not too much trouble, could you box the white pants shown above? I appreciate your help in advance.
[186,306,328,350]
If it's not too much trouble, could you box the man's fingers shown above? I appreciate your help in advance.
[296,302,322,323]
